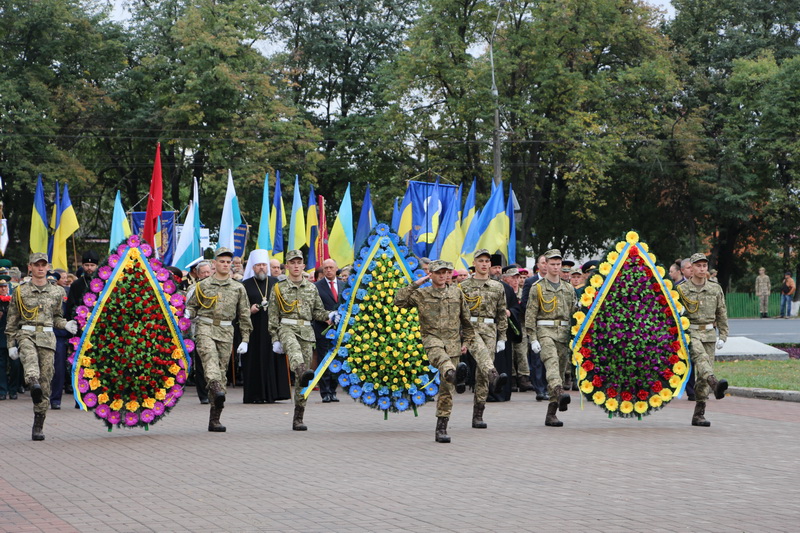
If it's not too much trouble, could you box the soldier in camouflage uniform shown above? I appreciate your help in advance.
[755,267,771,318]
[459,249,508,428]
[395,259,474,443]
[186,248,252,432]
[268,249,334,431]
[677,253,729,427]
[525,249,575,427]
[5,253,77,440]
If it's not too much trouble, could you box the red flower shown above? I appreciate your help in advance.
[671,341,682,352]
[657,295,667,305]
[607,387,618,398]
[637,389,649,401]
[580,346,591,357]
[629,247,639,256]
[592,375,603,387]
[652,381,663,392]
[583,333,592,343]
[662,369,674,379]
[668,355,679,364]
[668,327,678,335]
[582,360,595,372]
[621,391,633,402]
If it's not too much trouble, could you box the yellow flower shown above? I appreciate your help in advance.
[580,380,594,394]
[670,290,680,301]
[80,356,92,367]
[673,361,687,375]
[680,316,690,330]
[659,388,673,401]
[626,231,639,244]
[169,364,181,375]
[634,401,648,414]
[83,368,95,379]
[649,395,663,408]
[648,253,656,262]
[584,286,596,298]
[676,302,684,313]
[592,391,606,405]
[142,397,156,409]
[669,375,682,388]
[110,399,123,411]
[615,241,625,252]
[172,349,183,360]
[620,400,634,414]
[607,251,619,263]
[98,393,109,404]
[164,377,175,388]
[677,348,688,360]
[579,367,588,380]
[156,389,167,400]
[656,265,665,278]
[664,279,673,290]
[590,275,603,288]
[126,400,140,411]
[599,262,612,275]
[580,293,594,307]
[571,325,579,336]
[640,242,649,252]
[573,311,586,323]
[572,351,584,365]
[90,378,100,390]
[605,398,619,411]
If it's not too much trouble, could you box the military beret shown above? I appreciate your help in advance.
[0,259,12,268]
[29,252,49,264]
[82,250,100,264]
[215,247,234,258]
[581,260,600,274]
[518,268,529,275]
[473,248,491,259]
[285,249,303,262]
[544,249,562,260]
[429,259,454,272]
[690,253,708,264]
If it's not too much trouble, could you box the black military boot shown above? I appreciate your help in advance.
[32,413,46,441]
[472,402,487,429]
[517,375,534,392]
[487,368,508,394]
[28,378,43,404]
[208,381,225,409]
[554,385,571,412]
[293,406,307,431]
[692,401,711,427]
[707,375,728,400]
[545,402,563,427]
[435,416,451,443]
[296,363,315,388]
[208,405,226,432]
[454,362,469,394]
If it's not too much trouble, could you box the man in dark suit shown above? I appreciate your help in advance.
[314,258,345,402]
[520,253,549,400]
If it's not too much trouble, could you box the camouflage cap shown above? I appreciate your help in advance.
[473,248,491,259]
[286,249,304,262]
[214,247,234,258]
[570,267,583,276]
[29,252,49,264]
[543,249,562,260]
[690,252,708,264]
[429,259,454,272]
[502,267,520,277]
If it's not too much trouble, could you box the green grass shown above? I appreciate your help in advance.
[714,360,800,391]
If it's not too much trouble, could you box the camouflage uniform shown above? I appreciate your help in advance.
[677,279,728,402]
[458,277,506,403]
[5,281,68,415]
[755,273,771,316]
[514,286,530,379]
[267,277,329,408]
[395,282,475,417]
[186,276,251,395]
[524,277,576,403]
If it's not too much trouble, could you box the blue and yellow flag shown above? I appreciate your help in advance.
[461,178,476,235]
[354,184,376,250]
[288,175,306,251]
[430,186,463,265]
[328,183,353,268]
[257,173,272,253]
[30,175,49,254]
[397,187,412,244]
[110,191,132,252]
[270,171,287,263]
[52,183,80,270]
[306,185,319,271]
[475,183,508,256]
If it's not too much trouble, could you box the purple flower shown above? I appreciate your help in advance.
[156,269,170,282]
[78,379,90,393]
[169,385,184,398]
[125,412,139,426]
[84,393,98,407]
[107,411,121,425]
[140,409,155,423]
[151,259,162,270]
[140,243,153,258]
[170,293,186,308]
[153,401,165,416]
[89,278,105,294]
[164,394,177,407]
[83,292,97,307]
[108,254,120,267]
[162,279,176,294]
[116,244,128,256]
[184,339,195,352]
[176,370,187,384]
[127,234,141,248]
[98,266,113,280]
[95,404,110,419]
[178,317,191,332]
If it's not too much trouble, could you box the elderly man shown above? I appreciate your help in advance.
[314,258,345,403]
[186,248,252,432]
[268,250,334,431]
[5,253,78,440]
[270,259,285,280]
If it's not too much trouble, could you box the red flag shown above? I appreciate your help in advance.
[317,194,330,261]
[143,143,163,247]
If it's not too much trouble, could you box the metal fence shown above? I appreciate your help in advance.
[725,293,782,318]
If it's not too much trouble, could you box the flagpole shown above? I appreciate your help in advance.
[71,235,78,272]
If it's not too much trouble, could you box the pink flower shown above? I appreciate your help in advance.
[116,244,128,256]
[151,259,162,270]
[169,385,184,398]
[76,305,90,318]
[98,266,113,280]
[140,243,153,258]
[78,379,90,393]
[68,337,80,351]
[84,393,98,407]
[176,370,187,384]
[127,235,141,248]
[89,278,105,294]
[162,279,176,294]
[170,294,185,308]
[183,339,195,352]
[107,411,121,425]
[108,254,120,267]
[152,401,165,416]
[83,293,97,307]
[96,404,110,419]
[140,409,155,423]
[178,318,191,332]
[156,269,170,282]
[163,394,177,408]
[124,412,139,426]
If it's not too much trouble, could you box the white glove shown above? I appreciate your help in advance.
[237,342,248,354]
[183,308,193,319]
[716,339,725,350]
[8,347,18,360]
[495,340,506,353]
[65,320,78,335]
[530,340,541,353]
[329,311,340,324]
[272,341,284,354]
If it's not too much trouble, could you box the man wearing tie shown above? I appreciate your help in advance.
[314,259,344,402]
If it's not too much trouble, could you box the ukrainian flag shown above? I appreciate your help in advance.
[475,183,509,256]
[30,175,49,254]
[270,171,287,263]
[288,175,306,251]
[257,173,272,253]
[306,185,319,271]
[52,183,79,270]
[328,183,353,268]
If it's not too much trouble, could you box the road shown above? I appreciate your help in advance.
[729,318,800,344]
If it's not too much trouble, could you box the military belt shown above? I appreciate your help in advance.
[689,323,715,331]
[21,325,53,332]
[470,317,495,324]
[281,318,310,326]
[197,317,233,327]
[537,320,569,327]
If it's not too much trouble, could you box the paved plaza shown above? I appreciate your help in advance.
[1,386,799,532]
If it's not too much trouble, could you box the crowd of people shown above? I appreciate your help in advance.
[2,243,734,441]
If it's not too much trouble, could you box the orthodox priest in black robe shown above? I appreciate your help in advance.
[241,249,291,403]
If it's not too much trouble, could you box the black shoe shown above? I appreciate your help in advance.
[330,393,339,402]
[9,392,17,400]
[535,393,544,401]
[30,382,43,404]
[714,379,729,400]
[200,398,210,405]
[454,362,468,394]
[50,402,61,410]
[322,394,331,403]
[300,370,315,388]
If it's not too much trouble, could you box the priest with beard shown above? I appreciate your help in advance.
[241,249,291,404]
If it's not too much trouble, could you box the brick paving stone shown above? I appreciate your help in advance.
[1,387,799,531]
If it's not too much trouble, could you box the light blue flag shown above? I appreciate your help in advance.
[218,170,242,250]
[429,187,459,261]
[173,178,202,270]
[354,184,376,250]
[110,191,132,252]
[460,207,482,269]
[257,173,272,252]
[391,197,400,232]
